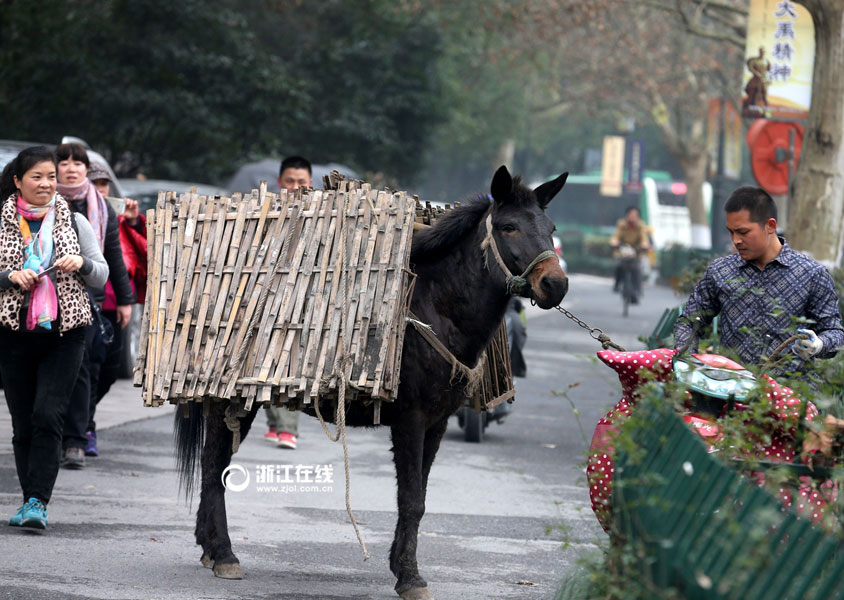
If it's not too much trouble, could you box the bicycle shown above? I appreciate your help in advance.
[617,244,639,317]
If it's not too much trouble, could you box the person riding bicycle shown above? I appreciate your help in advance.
[610,206,650,303]
[674,186,844,370]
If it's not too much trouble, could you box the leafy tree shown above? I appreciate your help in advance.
[0,0,448,184]
[231,0,448,184]
[0,0,299,181]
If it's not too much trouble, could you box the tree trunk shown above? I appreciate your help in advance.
[680,149,712,249]
[648,93,713,249]
[789,0,844,265]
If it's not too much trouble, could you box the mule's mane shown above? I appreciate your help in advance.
[410,195,491,263]
[410,177,536,264]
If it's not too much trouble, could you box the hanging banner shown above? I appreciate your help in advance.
[600,135,625,197]
[741,0,814,120]
[706,99,743,180]
[625,139,645,193]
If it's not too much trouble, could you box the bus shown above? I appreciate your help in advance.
[539,170,712,251]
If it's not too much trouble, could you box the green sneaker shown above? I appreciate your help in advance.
[9,503,26,526]
[20,498,47,529]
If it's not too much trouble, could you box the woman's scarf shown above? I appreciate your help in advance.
[16,194,58,330]
[56,177,107,249]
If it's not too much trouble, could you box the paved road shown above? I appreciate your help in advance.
[0,273,681,600]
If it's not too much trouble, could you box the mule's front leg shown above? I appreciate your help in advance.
[390,410,435,600]
[199,402,258,579]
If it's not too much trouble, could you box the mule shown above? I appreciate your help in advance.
[174,165,569,599]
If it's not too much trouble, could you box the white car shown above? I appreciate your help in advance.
[553,234,568,272]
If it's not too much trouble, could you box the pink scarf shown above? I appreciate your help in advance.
[56,178,107,250]
[16,194,58,330]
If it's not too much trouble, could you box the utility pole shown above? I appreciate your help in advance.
[710,96,729,253]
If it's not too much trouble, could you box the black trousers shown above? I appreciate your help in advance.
[62,323,96,450]
[0,326,86,503]
[89,310,123,433]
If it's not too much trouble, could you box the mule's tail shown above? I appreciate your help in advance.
[174,403,204,499]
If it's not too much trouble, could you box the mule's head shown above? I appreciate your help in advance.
[488,165,569,309]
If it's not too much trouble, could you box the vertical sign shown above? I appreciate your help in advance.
[600,135,625,197]
[707,99,743,180]
[625,139,645,193]
[741,0,814,120]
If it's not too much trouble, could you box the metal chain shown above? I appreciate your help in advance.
[553,305,627,352]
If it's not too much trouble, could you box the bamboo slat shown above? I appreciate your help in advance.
[136,177,415,412]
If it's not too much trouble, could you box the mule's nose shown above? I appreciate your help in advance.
[539,275,568,307]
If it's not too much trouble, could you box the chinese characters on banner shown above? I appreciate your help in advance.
[600,135,625,197]
[741,0,814,120]
[624,140,645,193]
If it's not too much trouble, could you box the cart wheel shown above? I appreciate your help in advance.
[464,407,484,443]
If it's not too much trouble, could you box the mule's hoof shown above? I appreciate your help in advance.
[399,587,434,600]
[213,562,243,579]
[200,553,214,569]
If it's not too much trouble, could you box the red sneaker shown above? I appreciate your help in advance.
[264,428,278,444]
[277,432,297,450]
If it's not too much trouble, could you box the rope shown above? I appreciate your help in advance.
[312,197,370,561]
[223,402,247,453]
[480,214,557,296]
[406,313,486,396]
[760,333,806,374]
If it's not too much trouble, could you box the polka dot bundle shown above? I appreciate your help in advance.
[587,348,676,531]
[586,348,830,532]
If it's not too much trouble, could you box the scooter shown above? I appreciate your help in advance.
[587,342,837,532]
[456,297,525,442]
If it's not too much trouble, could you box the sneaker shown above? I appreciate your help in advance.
[20,497,47,529]
[61,447,85,469]
[85,431,99,457]
[277,432,297,450]
[263,428,279,444]
[9,503,26,526]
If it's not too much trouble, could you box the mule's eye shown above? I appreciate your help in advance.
[500,224,517,233]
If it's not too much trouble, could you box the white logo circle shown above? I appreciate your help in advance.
[221,464,250,493]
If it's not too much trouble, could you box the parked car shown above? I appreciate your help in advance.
[553,234,568,272]
[119,178,229,216]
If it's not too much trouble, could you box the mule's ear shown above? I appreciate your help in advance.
[534,172,568,209]
[490,165,513,203]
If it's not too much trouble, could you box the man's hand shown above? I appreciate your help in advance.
[793,328,823,360]
[9,269,38,290]
[116,304,133,329]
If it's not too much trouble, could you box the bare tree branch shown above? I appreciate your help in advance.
[674,0,747,48]
[690,0,748,17]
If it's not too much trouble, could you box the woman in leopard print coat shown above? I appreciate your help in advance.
[0,146,108,529]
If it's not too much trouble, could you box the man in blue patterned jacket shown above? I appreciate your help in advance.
[674,186,844,369]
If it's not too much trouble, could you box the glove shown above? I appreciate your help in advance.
[792,328,823,360]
